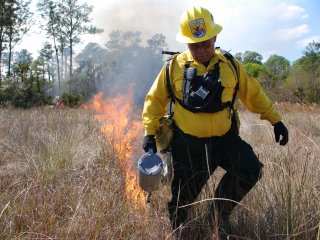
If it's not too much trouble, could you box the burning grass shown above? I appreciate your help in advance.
[0,101,319,239]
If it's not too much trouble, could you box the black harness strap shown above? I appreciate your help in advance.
[216,49,240,131]
[163,49,239,115]
[164,52,179,116]
[165,60,175,102]
[216,48,239,111]
[163,51,180,102]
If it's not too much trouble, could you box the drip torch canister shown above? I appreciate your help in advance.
[137,149,163,202]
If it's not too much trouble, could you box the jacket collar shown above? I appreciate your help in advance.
[185,49,227,69]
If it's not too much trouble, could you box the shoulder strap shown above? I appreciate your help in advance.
[165,58,175,102]
[216,48,239,110]
[163,51,179,115]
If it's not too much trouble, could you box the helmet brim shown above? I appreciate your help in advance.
[176,24,223,43]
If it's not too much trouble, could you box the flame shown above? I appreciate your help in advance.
[82,92,146,210]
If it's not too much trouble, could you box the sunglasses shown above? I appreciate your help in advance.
[188,39,213,51]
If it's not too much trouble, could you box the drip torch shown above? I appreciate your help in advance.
[137,149,163,203]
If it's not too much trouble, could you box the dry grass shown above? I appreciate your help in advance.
[231,103,320,239]
[0,103,319,240]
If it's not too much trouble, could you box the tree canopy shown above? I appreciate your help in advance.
[0,1,320,107]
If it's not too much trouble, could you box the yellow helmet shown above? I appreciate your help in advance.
[176,7,222,43]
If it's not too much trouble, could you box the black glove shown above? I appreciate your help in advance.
[273,121,289,146]
[142,135,157,153]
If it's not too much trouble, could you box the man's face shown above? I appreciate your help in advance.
[187,37,216,64]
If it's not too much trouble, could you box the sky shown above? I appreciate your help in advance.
[17,0,320,63]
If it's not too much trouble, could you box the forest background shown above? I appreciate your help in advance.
[0,0,320,108]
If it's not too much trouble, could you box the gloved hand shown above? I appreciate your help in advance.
[273,121,289,146]
[142,135,157,153]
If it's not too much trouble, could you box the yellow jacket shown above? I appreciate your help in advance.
[142,49,282,138]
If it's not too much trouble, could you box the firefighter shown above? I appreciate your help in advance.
[141,6,288,238]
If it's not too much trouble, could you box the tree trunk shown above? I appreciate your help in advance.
[69,20,73,82]
[54,46,61,95]
[0,8,5,86]
[0,31,3,86]
[0,42,2,86]
[69,38,73,81]
[7,28,13,77]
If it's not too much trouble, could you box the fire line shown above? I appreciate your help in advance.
[82,92,146,211]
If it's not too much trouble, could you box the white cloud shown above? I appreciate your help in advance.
[277,2,308,20]
[297,35,320,47]
[274,24,310,41]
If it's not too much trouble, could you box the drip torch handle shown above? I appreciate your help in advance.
[146,192,152,203]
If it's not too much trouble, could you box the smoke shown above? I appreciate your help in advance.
[86,0,189,52]
[76,0,196,104]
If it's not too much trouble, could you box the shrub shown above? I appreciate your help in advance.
[61,92,84,107]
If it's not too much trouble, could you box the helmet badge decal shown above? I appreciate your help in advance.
[189,18,206,38]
